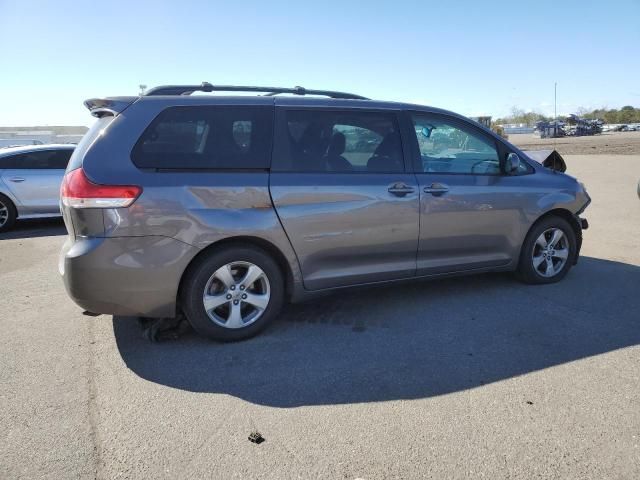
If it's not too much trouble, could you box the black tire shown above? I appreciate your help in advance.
[516,216,577,284]
[0,194,17,233]
[180,244,285,341]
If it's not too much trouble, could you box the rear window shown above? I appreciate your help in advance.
[131,106,273,170]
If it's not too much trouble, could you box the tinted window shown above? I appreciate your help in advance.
[274,110,404,173]
[412,114,500,174]
[0,149,72,169]
[48,150,73,168]
[132,106,273,169]
[0,156,17,169]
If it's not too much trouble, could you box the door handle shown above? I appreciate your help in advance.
[9,177,25,183]
[423,183,449,195]
[388,183,415,196]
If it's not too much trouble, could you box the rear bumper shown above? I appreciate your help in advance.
[59,235,198,317]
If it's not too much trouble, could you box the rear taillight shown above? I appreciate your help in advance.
[61,168,142,208]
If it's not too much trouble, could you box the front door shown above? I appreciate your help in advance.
[270,107,419,290]
[408,112,530,275]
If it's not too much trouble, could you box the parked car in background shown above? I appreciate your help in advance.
[59,83,591,341]
[0,144,74,232]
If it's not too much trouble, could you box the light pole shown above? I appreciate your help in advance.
[554,82,557,136]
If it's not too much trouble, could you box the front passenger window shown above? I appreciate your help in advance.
[412,114,500,175]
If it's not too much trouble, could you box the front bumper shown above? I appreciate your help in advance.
[570,215,588,265]
[579,217,589,230]
[60,235,198,317]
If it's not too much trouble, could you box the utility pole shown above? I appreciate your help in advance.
[554,82,557,136]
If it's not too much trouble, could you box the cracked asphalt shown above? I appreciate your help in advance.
[1,155,639,479]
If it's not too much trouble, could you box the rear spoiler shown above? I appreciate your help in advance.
[83,96,137,118]
[522,149,567,173]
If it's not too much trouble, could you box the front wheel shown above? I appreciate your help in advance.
[180,245,284,341]
[516,216,577,284]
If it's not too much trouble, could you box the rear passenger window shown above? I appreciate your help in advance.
[131,106,273,169]
[232,120,252,153]
[273,110,404,173]
[1,150,72,169]
[48,150,73,169]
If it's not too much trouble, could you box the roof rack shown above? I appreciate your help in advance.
[144,82,368,100]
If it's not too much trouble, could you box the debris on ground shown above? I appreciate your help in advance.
[138,313,192,342]
[248,431,265,444]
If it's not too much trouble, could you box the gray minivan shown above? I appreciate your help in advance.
[60,83,590,341]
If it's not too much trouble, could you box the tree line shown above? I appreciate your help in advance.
[494,106,640,126]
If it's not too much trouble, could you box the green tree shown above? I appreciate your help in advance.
[603,109,619,124]
[497,105,640,126]
[495,107,550,126]
[618,106,637,123]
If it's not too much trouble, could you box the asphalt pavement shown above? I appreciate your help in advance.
[1,155,639,479]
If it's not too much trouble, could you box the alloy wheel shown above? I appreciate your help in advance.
[0,200,8,228]
[202,261,271,329]
[531,227,570,278]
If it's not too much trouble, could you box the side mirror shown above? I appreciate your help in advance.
[505,153,520,174]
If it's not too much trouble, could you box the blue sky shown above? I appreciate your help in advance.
[1,0,638,126]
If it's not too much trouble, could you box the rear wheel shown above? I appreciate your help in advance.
[0,194,17,233]
[516,216,576,284]
[180,245,284,341]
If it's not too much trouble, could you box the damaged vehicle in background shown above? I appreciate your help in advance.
[59,83,591,341]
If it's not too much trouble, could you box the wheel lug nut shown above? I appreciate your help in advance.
[226,294,232,299]
[230,285,236,291]
[233,300,239,305]
[242,294,247,299]
[240,285,245,290]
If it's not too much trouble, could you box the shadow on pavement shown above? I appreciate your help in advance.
[0,217,66,240]
[114,256,640,407]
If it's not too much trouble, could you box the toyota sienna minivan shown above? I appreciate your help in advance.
[60,83,590,341]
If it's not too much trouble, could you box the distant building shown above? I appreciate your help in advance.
[500,123,535,134]
[0,126,88,147]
